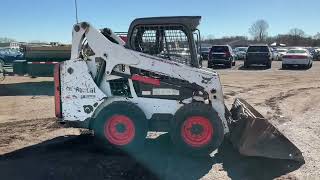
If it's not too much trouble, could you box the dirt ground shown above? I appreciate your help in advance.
[0,61,319,180]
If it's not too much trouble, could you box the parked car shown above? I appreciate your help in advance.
[276,48,288,61]
[306,47,315,54]
[234,47,247,60]
[208,45,235,68]
[282,48,313,69]
[304,47,316,60]
[245,45,272,68]
[200,47,211,60]
[271,48,279,61]
[0,48,24,65]
[0,60,4,81]
[314,48,320,61]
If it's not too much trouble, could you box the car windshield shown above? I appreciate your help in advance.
[287,49,307,54]
[212,46,229,52]
[237,47,247,52]
[131,26,192,65]
[200,47,210,52]
[247,46,269,52]
[277,49,287,52]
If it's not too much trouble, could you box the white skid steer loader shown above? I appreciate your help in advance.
[54,16,303,161]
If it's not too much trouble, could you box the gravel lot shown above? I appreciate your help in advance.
[0,61,319,180]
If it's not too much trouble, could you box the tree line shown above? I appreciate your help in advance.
[0,37,16,43]
[203,19,320,47]
[0,38,48,44]
[2,20,320,47]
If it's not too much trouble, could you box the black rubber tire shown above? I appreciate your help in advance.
[93,101,148,153]
[226,61,232,68]
[244,61,249,68]
[282,64,287,69]
[301,64,308,69]
[266,61,272,69]
[170,103,224,156]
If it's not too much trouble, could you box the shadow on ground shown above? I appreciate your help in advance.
[280,66,310,71]
[210,65,230,69]
[238,65,270,71]
[0,81,53,96]
[0,134,303,180]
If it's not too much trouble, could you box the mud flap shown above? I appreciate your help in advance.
[227,98,304,162]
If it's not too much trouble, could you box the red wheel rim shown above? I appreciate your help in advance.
[181,116,214,147]
[104,115,135,146]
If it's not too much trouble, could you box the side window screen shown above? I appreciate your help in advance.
[141,30,157,54]
[142,30,156,43]
[131,25,191,65]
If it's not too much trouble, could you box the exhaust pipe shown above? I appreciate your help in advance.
[228,98,304,162]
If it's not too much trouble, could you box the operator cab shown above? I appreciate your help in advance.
[127,16,202,68]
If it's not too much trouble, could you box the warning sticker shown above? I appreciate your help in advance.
[152,88,180,96]
[142,91,151,95]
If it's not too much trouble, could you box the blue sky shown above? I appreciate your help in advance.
[1,0,319,43]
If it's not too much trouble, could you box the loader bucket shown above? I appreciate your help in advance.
[228,98,304,162]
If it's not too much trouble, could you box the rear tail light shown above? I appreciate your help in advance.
[54,63,62,118]
[283,55,307,59]
[224,51,231,58]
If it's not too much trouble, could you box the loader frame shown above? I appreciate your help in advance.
[57,20,229,133]
[55,17,304,160]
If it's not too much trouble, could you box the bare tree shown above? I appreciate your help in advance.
[249,19,269,42]
[289,28,305,38]
[205,34,215,40]
[288,28,306,45]
[314,32,320,40]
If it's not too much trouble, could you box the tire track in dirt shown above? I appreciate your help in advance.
[0,118,61,148]
[264,86,320,123]
[223,84,269,99]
